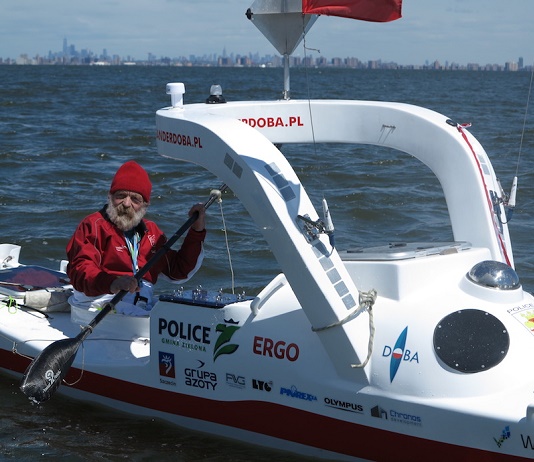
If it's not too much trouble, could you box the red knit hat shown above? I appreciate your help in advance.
[109,161,152,203]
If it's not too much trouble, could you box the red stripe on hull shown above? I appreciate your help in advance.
[0,349,528,461]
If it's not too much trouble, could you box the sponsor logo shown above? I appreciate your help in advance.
[521,434,534,450]
[184,360,217,391]
[324,397,364,414]
[156,130,203,148]
[159,351,175,378]
[508,304,534,335]
[147,233,157,247]
[389,409,422,426]
[159,351,177,386]
[507,303,534,315]
[226,373,246,389]
[494,426,511,448]
[382,326,419,382]
[213,318,240,362]
[252,379,273,392]
[239,116,304,129]
[158,317,211,352]
[371,405,388,419]
[253,336,300,361]
[43,368,62,393]
[371,405,422,426]
[280,385,317,402]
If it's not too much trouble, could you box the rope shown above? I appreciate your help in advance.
[516,62,534,177]
[0,296,19,314]
[311,289,377,369]
[351,293,376,369]
[216,193,235,294]
[302,17,319,160]
[63,342,85,386]
[312,289,376,333]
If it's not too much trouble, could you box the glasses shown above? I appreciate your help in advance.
[112,191,145,206]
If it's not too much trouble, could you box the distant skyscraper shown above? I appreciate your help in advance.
[63,38,68,56]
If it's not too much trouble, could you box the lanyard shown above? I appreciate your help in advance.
[124,231,140,274]
[125,230,148,307]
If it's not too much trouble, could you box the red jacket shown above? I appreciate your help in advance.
[66,206,205,296]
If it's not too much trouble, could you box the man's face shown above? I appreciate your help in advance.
[107,190,147,231]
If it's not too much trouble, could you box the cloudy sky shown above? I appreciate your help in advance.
[1,0,533,66]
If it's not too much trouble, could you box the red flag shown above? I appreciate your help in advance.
[302,0,402,22]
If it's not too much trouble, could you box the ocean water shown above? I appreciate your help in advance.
[1,64,533,461]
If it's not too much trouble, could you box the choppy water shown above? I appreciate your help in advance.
[1,65,533,461]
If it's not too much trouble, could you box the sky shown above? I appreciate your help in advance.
[1,0,533,66]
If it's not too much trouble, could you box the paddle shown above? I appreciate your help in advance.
[20,185,227,403]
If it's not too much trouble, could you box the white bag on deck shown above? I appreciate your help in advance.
[24,289,72,312]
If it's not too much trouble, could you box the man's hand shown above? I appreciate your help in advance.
[110,275,139,294]
[189,202,206,232]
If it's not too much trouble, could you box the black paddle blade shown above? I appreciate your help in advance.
[20,336,82,403]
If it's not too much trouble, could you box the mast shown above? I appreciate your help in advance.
[283,54,290,100]
[246,0,318,99]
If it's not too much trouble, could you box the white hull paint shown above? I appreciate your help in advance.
[2,3,534,459]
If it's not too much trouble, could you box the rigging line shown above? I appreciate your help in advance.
[218,199,235,294]
[516,62,534,177]
[63,342,85,386]
[302,16,318,159]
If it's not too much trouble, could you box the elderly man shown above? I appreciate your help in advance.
[66,160,205,316]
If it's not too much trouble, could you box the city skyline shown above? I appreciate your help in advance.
[3,36,528,72]
[1,0,534,67]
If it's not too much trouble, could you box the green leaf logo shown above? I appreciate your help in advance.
[213,323,240,362]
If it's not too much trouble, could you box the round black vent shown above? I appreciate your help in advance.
[433,309,509,373]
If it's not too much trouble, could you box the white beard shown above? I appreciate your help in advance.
[106,197,147,232]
